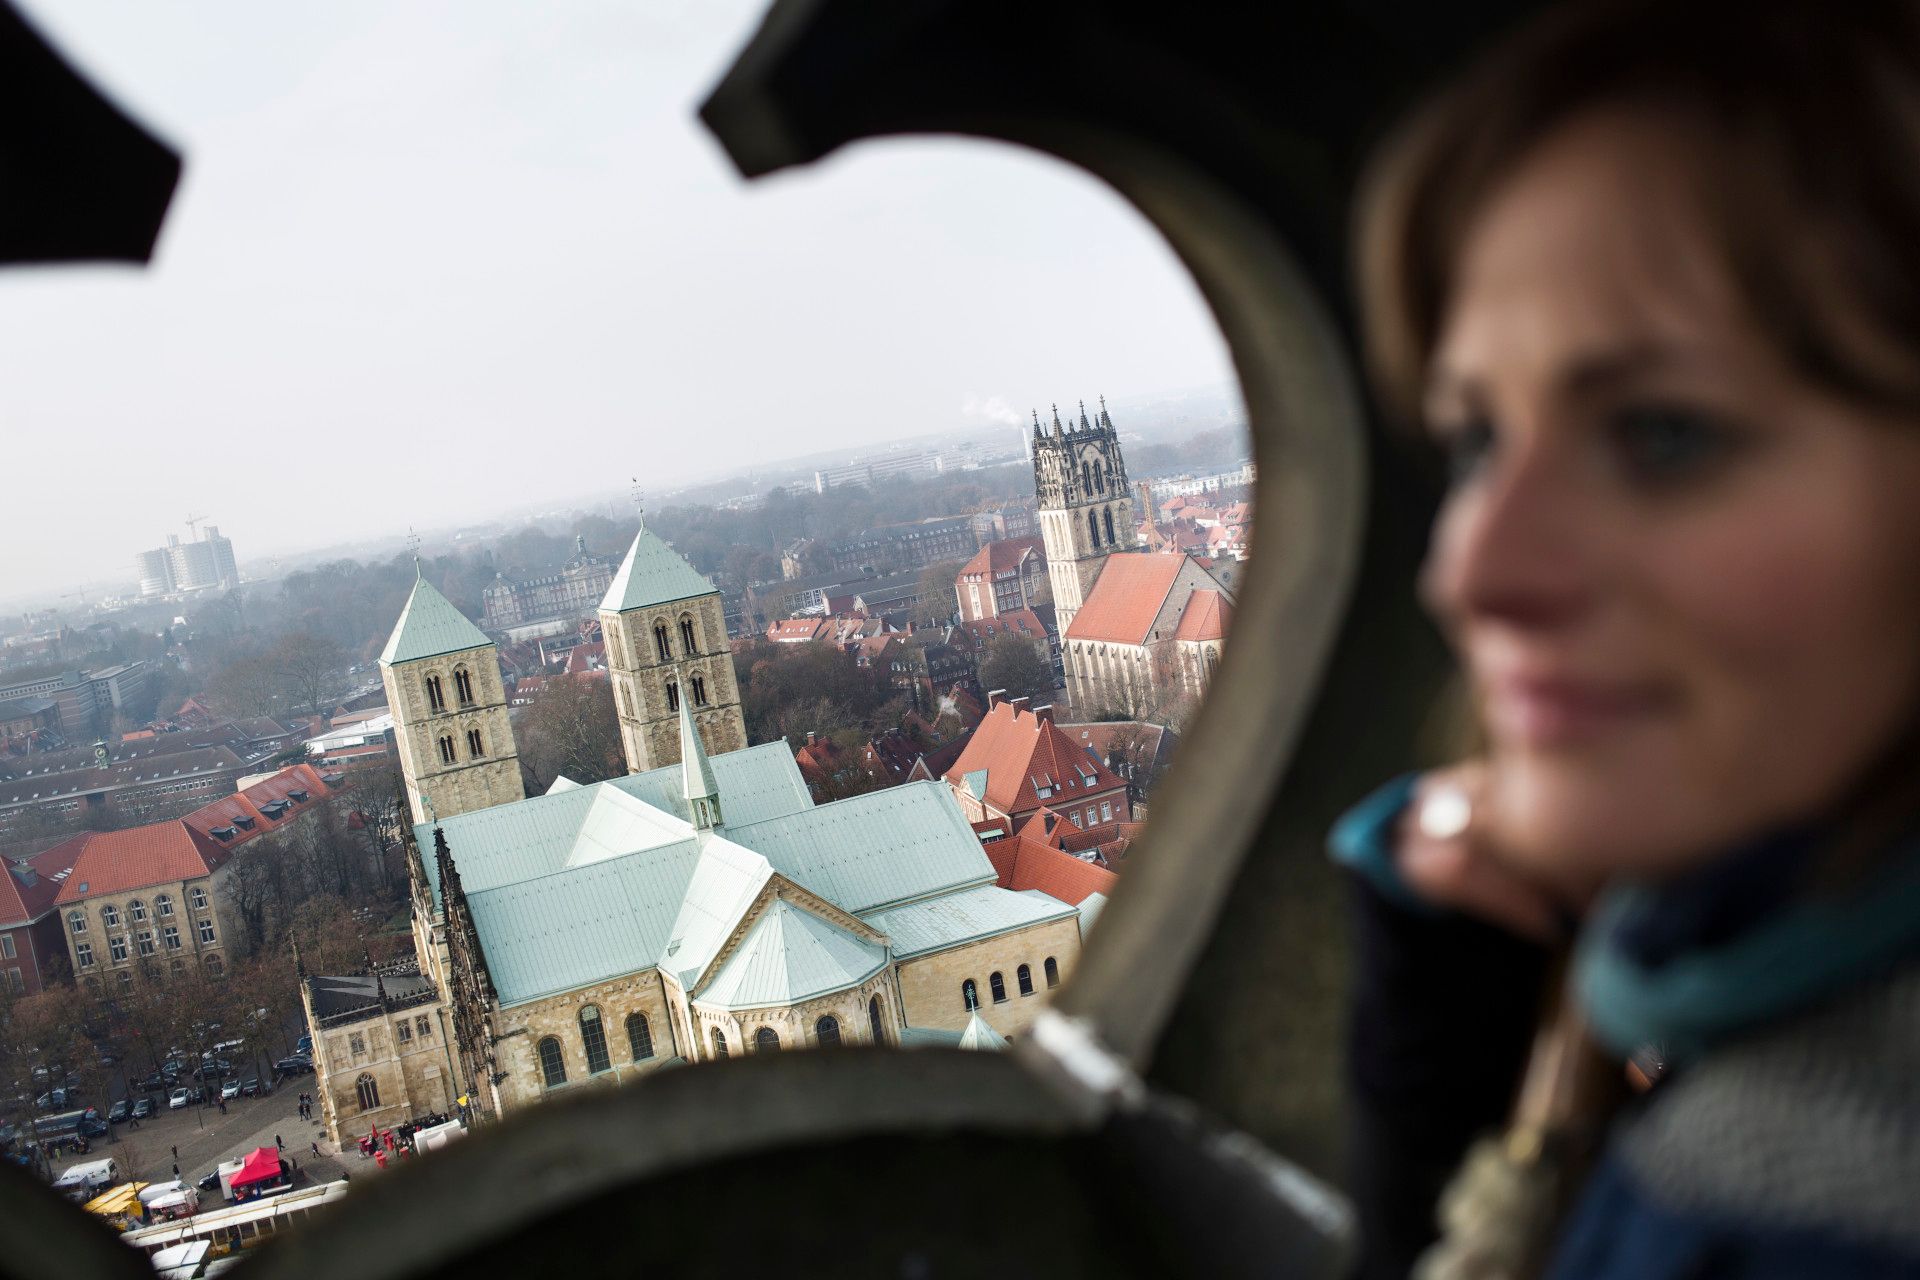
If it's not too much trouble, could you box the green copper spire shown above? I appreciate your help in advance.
[680,691,722,830]
[380,571,492,666]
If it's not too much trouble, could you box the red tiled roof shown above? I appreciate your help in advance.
[54,763,341,903]
[767,618,832,644]
[958,536,1045,580]
[959,608,1053,647]
[1172,590,1232,642]
[50,823,231,904]
[943,700,1128,819]
[981,830,1118,906]
[1063,554,1185,645]
[0,843,79,926]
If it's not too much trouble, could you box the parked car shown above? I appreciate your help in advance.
[272,1057,313,1078]
[106,1100,129,1124]
[36,1087,77,1111]
[133,1072,165,1092]
[220,1079,241,1101]
[238,1076,261,1098]
[167,1088,189,1111]
[195,1170,222,1193]
[131,1097,155,1120]
[295,1035,312,1056]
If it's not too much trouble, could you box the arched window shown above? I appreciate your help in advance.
[1044,956,1060,988]
[680,617,697,655]
[961,979,978,1012]
[154,894,173,918]
[666,682,680,712]
[1104,507,1116,544]
[989,972,1008,1004]
[653,624,672,662]
[129,899,147,922]
[815,1016,840,1048]
[425,674,444,712]
[67,911,86,936]
[754,1027,781,1053]
[356,1073,380,1112]
[710,1028,729,1059]
[1088,508,1100,547]
[454,667,474,706]
[1017,964,1034,996]
[438,735,456,764]
[101,904,120,928]
[691,675,708,706]
[466,728,486,757]
[868,996,886,1045]
[578,1005,611,1074]
[537,1036,567,1088]
[1081,460,1092,492]
[204,953,223,977]
[626,1013,654,1061]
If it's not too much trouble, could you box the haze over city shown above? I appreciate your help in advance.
[0,0,1235,603]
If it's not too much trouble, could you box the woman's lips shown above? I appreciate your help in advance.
[1482,672,1673,745]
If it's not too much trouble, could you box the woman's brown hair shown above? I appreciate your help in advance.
[1360,0,1920,425]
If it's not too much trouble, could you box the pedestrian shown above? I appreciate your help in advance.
[1338,11,1920,1277]
[217,1100,226,1115]
[275,1134,283,1150]
[171,1163,179,1178]
[170,1145,178,1160]
[311,1141,320,1157]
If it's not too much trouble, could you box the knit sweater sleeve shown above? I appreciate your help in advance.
[1336,783,1551,1279]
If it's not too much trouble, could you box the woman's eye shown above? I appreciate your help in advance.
[1607,404,1740,485]
[1437,416,1496,484]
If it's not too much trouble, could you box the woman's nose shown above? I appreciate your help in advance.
[1422,445,1593,633]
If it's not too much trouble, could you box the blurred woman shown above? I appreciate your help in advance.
[1335,2,1920,1276]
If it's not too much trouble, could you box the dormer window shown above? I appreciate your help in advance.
[211,826,237,840]
[233,815,255,829]
[288,790,308,803]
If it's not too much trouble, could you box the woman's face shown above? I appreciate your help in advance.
[1424,109,1920,880]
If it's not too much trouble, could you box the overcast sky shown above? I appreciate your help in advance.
[2,0,1234,603]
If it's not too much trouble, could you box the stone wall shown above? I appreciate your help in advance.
[313,1001,459,1144]
[384,641,526,825]
[896,915,1083,1039]
[490,969,682,1111]
[601,592,748,773]
[689,971,897,1059]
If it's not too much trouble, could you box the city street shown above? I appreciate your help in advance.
[47,1081,358,1195]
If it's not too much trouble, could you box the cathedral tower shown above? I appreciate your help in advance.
[599,523,748,772]
[380,567,526,826]
[1032,397,1136,631]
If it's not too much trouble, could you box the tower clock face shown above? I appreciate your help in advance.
[94,742,108,765]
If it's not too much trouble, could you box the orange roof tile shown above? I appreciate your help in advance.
[1063,554,1184,645]
[1172,590,1232,642]
[958,536,1045,580]
[980,831,1117,906]
[943,700,1128,819]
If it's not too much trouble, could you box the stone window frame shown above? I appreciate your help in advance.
[537,1036,567,1088]
[579,1005,612,1074]
[1017,964,1034,997]
[989,972,1008,1004]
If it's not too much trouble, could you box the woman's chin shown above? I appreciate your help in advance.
[1485,763,1729,885]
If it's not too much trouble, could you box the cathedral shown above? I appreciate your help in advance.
[1032,400,1236,720]
[302,524,1080,1142]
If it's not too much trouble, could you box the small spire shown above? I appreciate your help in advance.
[679,692,722,830]
[1078,399,1091,431]
[1032,408,1043,439]
[631,477,647,533]
[407,528,422,575]
[1051,403,1064,436]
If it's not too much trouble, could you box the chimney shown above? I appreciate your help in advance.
[805,731,816,745]
[1010,696,1030,715]
[1034,704,1054,726]
[986,689,1008,709]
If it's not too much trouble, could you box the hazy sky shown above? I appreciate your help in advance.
[2,0,1234,602]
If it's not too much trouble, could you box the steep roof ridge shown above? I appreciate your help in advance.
[380,570,494,666]
[600,528,716,615]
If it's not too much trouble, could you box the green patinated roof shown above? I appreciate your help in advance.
[864,883,1075,959]
[957,1011,1008,1051]
[679,696,718,806]
[897,1025,965,1048]
[415,743,813,907]
[380,571,493,666]
[696,899,888,1011]
[600,527,717,615]
[726,781,997,914]
[660,837,773,989]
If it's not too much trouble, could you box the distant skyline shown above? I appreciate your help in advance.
[1,0,1235,602]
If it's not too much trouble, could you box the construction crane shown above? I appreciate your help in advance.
[184,512,209,539]
[61,585,90,608]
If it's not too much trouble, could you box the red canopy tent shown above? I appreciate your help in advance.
[228,1146,284,1192]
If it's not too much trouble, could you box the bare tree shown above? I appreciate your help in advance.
[208,652,282,719]
[270,631,348,720]
[515,676,623,792]
[978,634,1055,705]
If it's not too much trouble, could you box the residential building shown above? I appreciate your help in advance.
[1031,398,1137,632]
[0,844,81,995]
[969,501,1037,545]
[1055,720,1181,800]
[1147,461,1257,499]
[49,763,348,990]
[953,537,1050,624]
[136,527,239,597]
[816,517,978,577]
[598,523,748,774]
[480,537,616,630]
[0,717,307,832]
[960,605,1061,679]
[943,694,1131,835]
[812,452,937,493]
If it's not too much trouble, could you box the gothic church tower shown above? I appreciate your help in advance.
[599,522,748,772]
[380,567,526,826]
[1032,397,1137,632]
